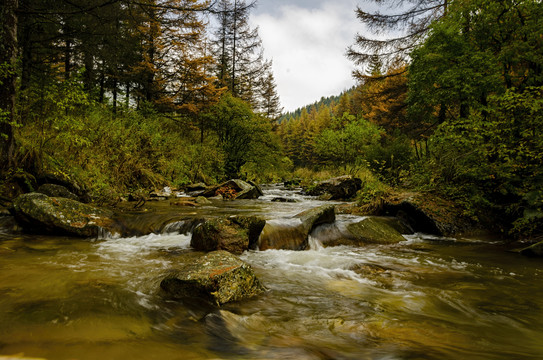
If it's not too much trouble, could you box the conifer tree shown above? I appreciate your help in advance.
[258,66,283,122]
[210,0,276,111]
[347,0,449,78]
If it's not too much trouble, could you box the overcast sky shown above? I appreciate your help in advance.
[250,0,370,112]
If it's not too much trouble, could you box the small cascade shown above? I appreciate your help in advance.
[307,234,324,251]
[161,220,187,234]
[257,218,308,251]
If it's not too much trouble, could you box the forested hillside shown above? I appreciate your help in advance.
[1,0,542,237]
[0,0,285,201]
[280,0,543,237]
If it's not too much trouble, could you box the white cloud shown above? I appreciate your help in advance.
[251,2,361,112]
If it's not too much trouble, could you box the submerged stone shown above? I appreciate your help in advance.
[11,193,115,237]
[519,241,543,257]
[160,250,264,306]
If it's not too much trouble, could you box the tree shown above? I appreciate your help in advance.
[314,116,381,170]
[0,0,18,174]
[407,0,543,232]
[204,93,279,179]
[258,66,283,122]
[210,0,274,109]
[347,0,449,77]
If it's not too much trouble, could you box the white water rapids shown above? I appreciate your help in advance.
[1,184,542,359]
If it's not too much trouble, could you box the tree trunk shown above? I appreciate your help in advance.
[0,0,19,175]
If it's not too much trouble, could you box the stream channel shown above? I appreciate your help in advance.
[1,184,543,359]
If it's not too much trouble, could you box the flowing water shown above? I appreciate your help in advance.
[1,185,543,359]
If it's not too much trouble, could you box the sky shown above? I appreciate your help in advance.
[250,0,369,112]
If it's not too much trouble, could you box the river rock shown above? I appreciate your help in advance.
[305,176,362,200]
[376,193,467,236]
[344,217,408,245]
[202,179,263,200]
[519,241,543,257]
[257,219,308,251]
[37,183,79,201]
[257,205,336,251]
[185,183,207,196]
[11,192,115,237]
[191,216,266,254]
[37,173,90,203]
[271,197,297,203]
[195,196,212,205]
[160,250,264,306]
[295,204,336,233]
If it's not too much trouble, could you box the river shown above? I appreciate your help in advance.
[1,185,542,359]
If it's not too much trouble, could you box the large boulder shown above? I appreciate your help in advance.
[295,204,336,233]
[37,173,90,203]
[191,216,266,254]
[345,217,408,245]
[11,193,116,237]
[202,179,263,200]
[376,193,468,236]
[312,217,411,247]
[257,219,308,251]
[306,176,362,200]
[256,205,336,251]
[160,250,264,306]
[37,183,79,201]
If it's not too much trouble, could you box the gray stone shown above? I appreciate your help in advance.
[257,205,336,251]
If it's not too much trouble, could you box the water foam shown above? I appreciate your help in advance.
[97,232,191,256]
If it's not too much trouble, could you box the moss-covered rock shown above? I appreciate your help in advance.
[257,219,308,251]
[191,216,266,254]
[11,193,115,237]
[256,205,336,251]
[160,250,264,306]
[374,192,471,236]
[305,176,362,200]
[37,183,79,201]
[202,179,263,200]
[295,204,336,233]
[345,217,408,245]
